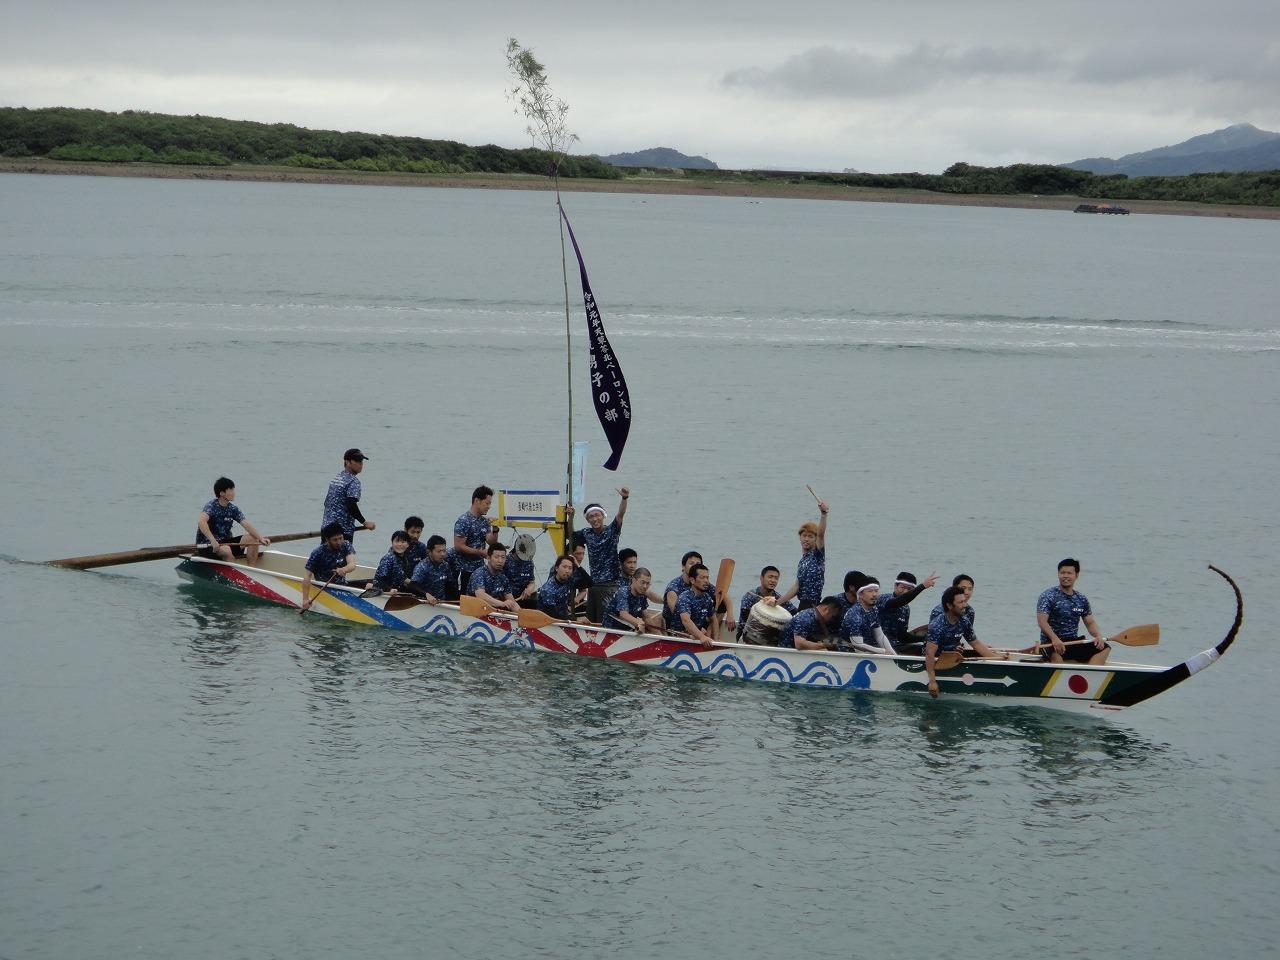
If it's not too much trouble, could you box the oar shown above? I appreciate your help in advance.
[998,624,1159,655]
[382,593,443,613]
[300,571,340,615]
[459,594,505,618]
[47,527,367,570]
[517,608,557,629]
[711,557,735,642]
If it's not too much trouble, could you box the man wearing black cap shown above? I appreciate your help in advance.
[322,448,376,542]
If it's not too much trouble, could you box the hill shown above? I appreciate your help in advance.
[1066,123,1280,176]
[597,147,718,170]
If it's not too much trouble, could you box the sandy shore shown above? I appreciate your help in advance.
[4,157,1278,220]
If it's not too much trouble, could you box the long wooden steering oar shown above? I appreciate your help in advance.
[710,558,735,642]
[47,527,367,571]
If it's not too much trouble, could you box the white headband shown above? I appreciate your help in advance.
[894,579,916,588]
[857,581,880,595]
[584,506,607,520]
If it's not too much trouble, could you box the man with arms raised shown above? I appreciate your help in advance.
[572,488,630,622]
[1036,558,1110,665]
[451,485,499,597]
[925,586,1007,698]
[322,448,375,543]
[197,476,269,564]
[468,542,520,613]
[300,522,358,611]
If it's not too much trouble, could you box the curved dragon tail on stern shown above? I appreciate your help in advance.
[1100,564,1243,709]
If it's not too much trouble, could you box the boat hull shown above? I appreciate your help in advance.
[172,551,1226,715]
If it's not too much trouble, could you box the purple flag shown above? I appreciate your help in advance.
[560,206,632,471]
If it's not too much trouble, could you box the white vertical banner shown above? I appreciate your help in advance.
[571,441,588,506]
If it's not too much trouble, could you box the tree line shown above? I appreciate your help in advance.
[2,106,1276,206]
[0,106,621,179]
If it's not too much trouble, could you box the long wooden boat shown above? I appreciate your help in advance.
[176,551,1242,715]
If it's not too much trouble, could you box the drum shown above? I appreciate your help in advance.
[741,599,792,646]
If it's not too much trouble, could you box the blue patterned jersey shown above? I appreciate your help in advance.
[538,576,576,619]
[451,512,492,574]
[604,587,650,630]
[663,575,691,629]
[305,541,354,585]
[468,565,511,599]
[321,470,362,536]
[196,499,245,544]
[373,550,409,590]
[795,547,826,605]
[779,607,826,649]
[579,520,622,584]
[410,557,451,598]
[877,594,912,644]
[674,589,715,633]
[405,540,429,569]
[505,554,535,596]
[839,602,883,646]
[1036,587,1091,642]
[927,610,975,652]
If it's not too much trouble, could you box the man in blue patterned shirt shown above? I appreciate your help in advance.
[777,596,843,650]
[930,574,976,627]
[409,535,451,604]
[674,564,717,647]
[468,543,520,612]
[925,586,1006,698]
[663,550,702,632]
[572,488,630,622]
[196,476,269,564]
[737,565,796,640]
[1036,558,1110,664]
[321,449,375,542]
[450,485,499,597]
[300,523,358,610]
[504,549,538,608]
[604,568,662,634]
[779,498,829,609]
[403,516,428,569]
[358,530,413,593]
[876,570,938,649]
[538,555,584,621]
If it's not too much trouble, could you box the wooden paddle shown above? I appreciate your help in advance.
[48,527,367,570]
[998,624,1159,655]
[517,608,557,629]
[710,557,735,642]
[300,571,340,615]
[459,594,504,618]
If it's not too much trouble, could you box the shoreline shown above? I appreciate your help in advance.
[4,157,1278,220]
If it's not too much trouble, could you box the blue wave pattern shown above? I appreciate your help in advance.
[659,651,880,689]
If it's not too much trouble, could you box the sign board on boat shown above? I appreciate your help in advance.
[498,489,561,523]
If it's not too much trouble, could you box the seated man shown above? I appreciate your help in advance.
[504,548,538,608]
[300,522,358,610]
[1036,558,1110,665]
[403,515,429,569]
[468,543,521,613]
[351,529,412,593]
[738,565,796,640]
[776,596,843,651]
[925,585,1007,698]
[569,541,592,619]
[603,567,664,634]
[663,550,703,632]
[674,563,717,648]
[408,535,451,604]
[930,574,976,626]
[196,476,269,564]
[840,574,933,654]
[538,554,586,621]
[878,570,938,650]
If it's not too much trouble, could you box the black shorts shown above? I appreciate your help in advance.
[198,542,246,559]
[1056,636,1111,662]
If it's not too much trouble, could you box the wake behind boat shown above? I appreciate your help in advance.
[175,548,1242,716]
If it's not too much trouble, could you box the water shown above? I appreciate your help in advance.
[2,172,1278,959]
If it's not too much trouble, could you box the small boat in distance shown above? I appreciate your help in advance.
[1074,203,1131,214]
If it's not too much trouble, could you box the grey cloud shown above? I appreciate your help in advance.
[723,43,1063,98]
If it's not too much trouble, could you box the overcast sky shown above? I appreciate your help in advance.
[3,0,1277,172]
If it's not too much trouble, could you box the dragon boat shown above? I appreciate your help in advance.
[176,549,1242,715]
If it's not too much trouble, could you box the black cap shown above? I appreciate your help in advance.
[344,448,369,461]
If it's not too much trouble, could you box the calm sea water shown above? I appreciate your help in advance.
[2,172,1278,959]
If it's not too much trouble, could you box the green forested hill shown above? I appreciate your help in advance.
[0,106,621,178]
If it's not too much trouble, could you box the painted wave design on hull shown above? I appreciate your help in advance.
[658,652,879,689]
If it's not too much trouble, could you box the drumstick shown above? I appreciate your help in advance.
[806,484,821,503]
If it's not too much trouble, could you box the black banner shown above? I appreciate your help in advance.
[560,206,632,471]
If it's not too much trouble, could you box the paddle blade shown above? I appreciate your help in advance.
[518,608,556,629]
[714,558,735,604]
[384,594,421,613]
[1108,623,1160,646]
[935,650,964,670]
[459,595,492,618]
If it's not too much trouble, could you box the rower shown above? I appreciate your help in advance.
[569,540,592,618]
[537,554,584,621]
[403,516,428,568]
[196,476,269,564]
[571,488,630,622]
[925,586,1007,698]
[837,576,896,654]
[468,542,520,613]
[408,535,451,603]
[877,570,938,650]
[504,545,538,608]
[663,550,702,632]
[674,563,717,648]
[777,498,829,610]
[618,547,666,610]
[777,596,843,651]
[300,522,358,610]
[1036,558,1110,665]
[930,574,976,626]
[450,485,499,598]
[322,448,374,542]
[354,529,412,593]
[603,567,663,634]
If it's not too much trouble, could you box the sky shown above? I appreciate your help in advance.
[3,0,1278,173]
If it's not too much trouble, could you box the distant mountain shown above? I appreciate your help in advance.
[597,147,718,170]
[1065,124,1280,176]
